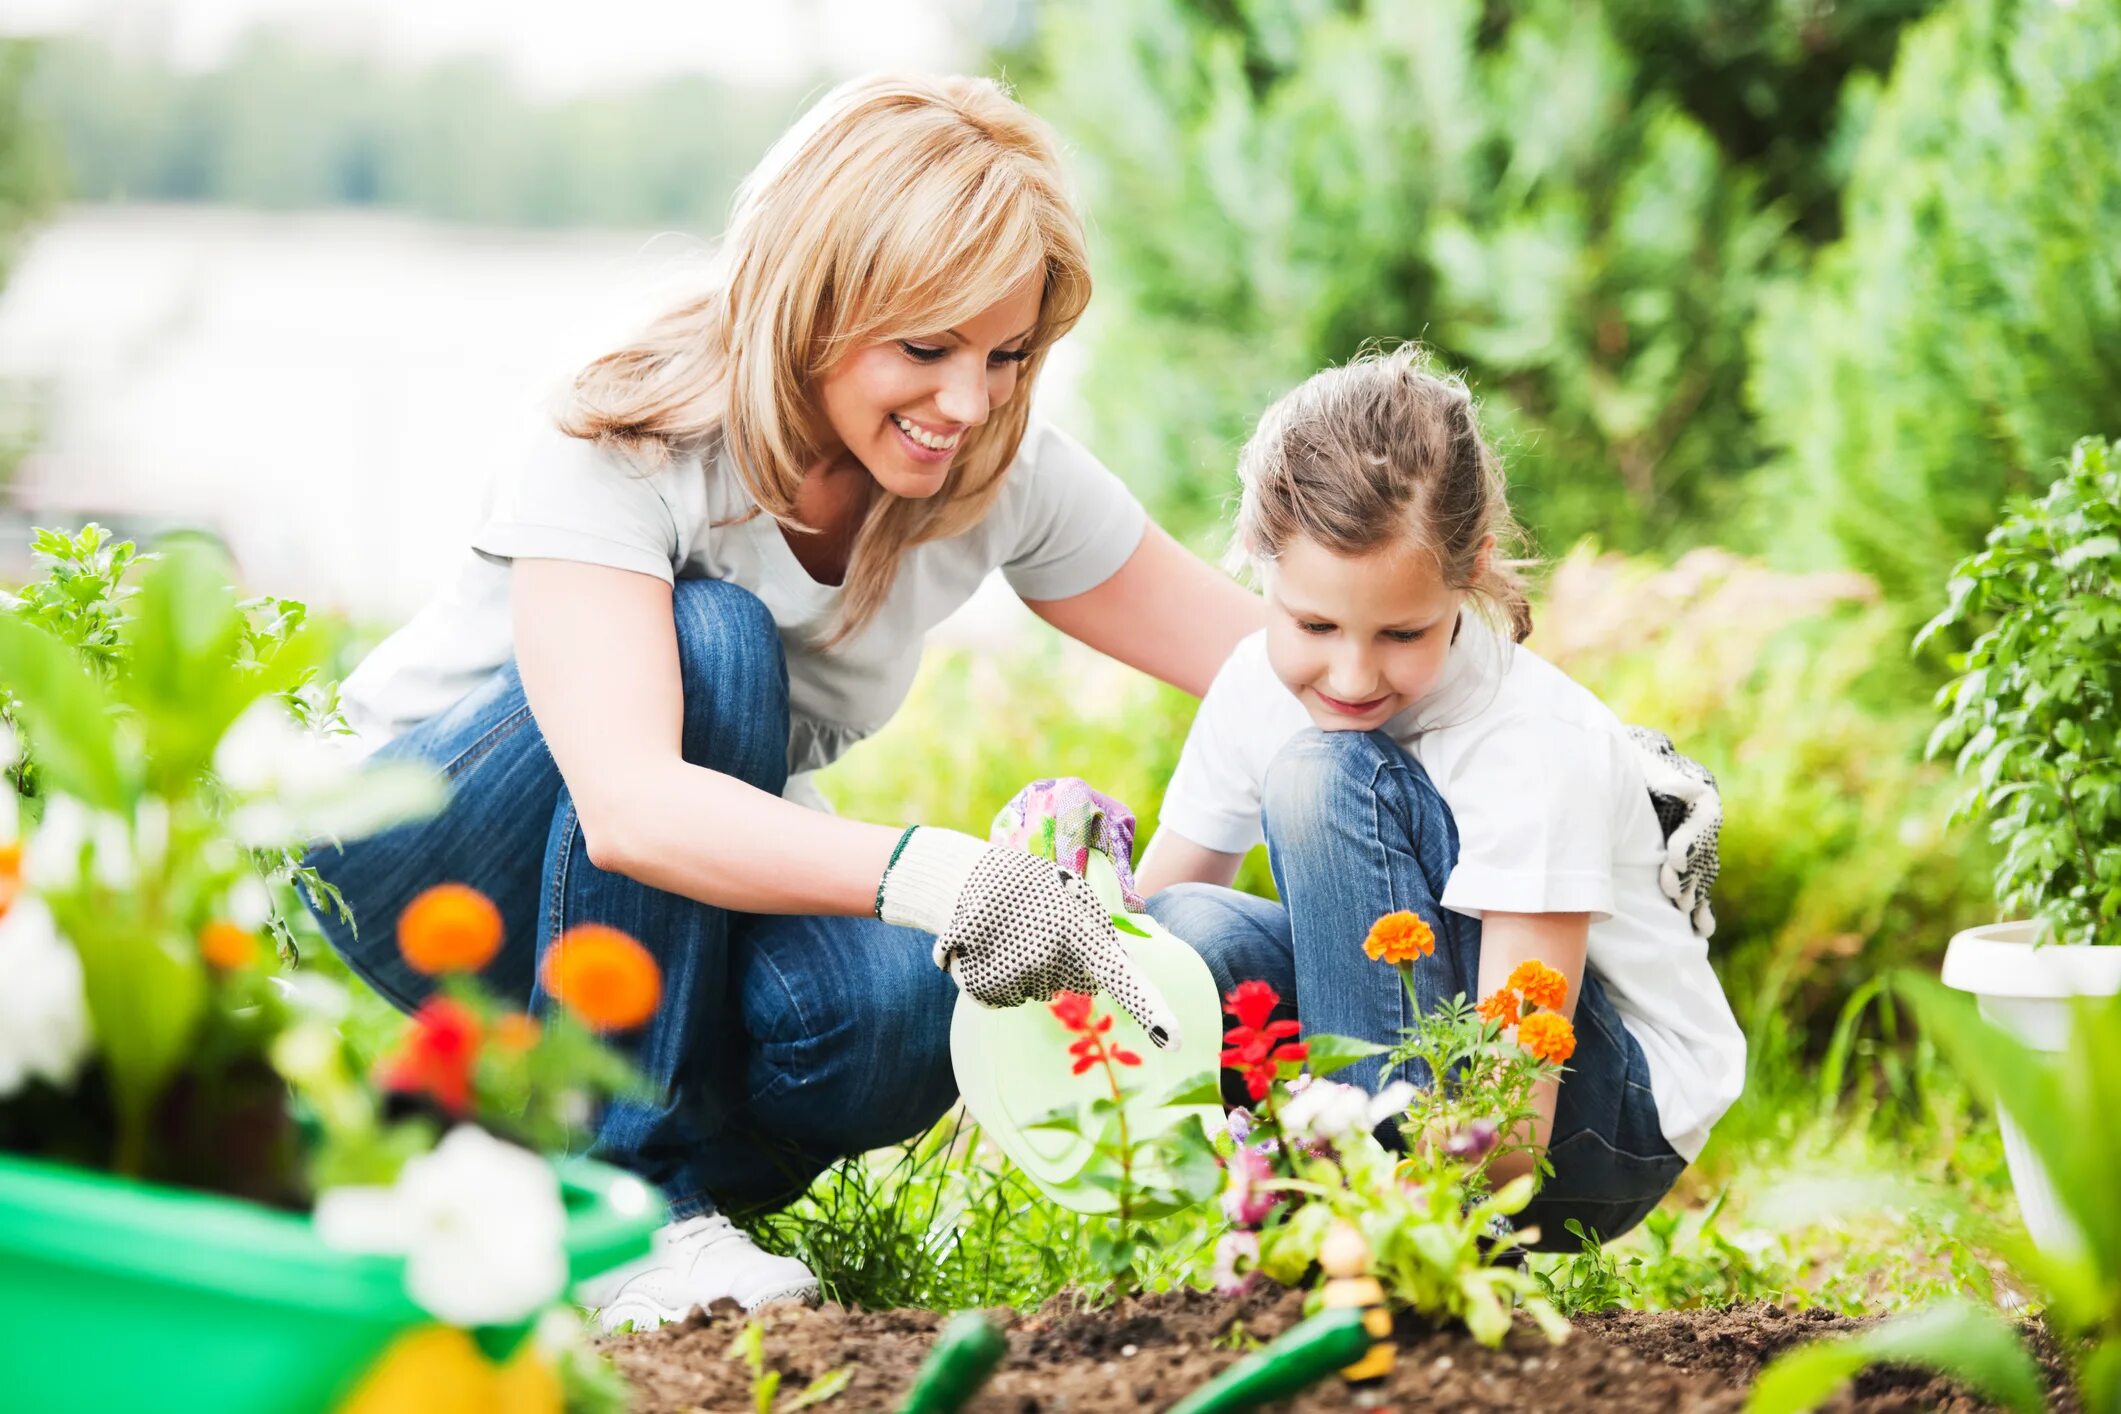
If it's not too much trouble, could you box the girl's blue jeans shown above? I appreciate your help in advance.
[1146,727,1686,1249]
[303,578,960,1219]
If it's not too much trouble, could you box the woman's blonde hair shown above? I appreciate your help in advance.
[560,74,1092,643]
[1232,345,1535,642]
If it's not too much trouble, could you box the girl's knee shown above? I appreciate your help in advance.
[1146,883,1293,1000]
[669,578,790,791]
[1261,728,1431,826]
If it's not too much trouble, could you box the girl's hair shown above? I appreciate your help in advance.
[560,74,1092,643]
[1231,345,1535,642]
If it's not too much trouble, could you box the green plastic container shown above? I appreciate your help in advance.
[0,1148,658,1414]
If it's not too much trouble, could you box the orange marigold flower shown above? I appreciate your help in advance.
[1517,1011,1576,1065]
[1362,910,1436,966]
[0,839,22,920]
[541,924,661,1032]
[398,884,504,976]
[1475,987,1521,1027]
[199,919,259,969]
[1506,959,1568,1012]
[494,1013,542,1053]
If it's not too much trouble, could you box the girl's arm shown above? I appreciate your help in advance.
[1474,910,1592,1185]
[1025,522,1265,697]
[1135,828,1244,897]
[512,557,899,915]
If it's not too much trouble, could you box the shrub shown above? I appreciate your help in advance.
[1918,436,2121,947]
[1751,0,2121,607]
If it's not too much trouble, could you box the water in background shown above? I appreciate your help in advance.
[0,203,1068,647]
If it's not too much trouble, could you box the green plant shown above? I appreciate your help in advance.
[725,1319,850,1414]
[0,525,369,962]
[1918,436,2121,946]
[1213,970,1568,1348]
[0,537,444,1184]
[1748,974,2121,1412]
[1025,991,1223,1288]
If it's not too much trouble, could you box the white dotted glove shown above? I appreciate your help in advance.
[1624,726,1721,939]
[876,826,1180,1048]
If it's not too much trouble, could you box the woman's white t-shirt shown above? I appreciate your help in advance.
[1154,618,1745,1161]
[341,417,1149,801]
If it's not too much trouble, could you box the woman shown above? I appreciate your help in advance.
[307,74,1261,1328]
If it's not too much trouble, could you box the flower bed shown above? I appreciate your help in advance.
[599,1289,2071,1413]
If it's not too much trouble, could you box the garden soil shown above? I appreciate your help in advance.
[602,1286,2077,1413]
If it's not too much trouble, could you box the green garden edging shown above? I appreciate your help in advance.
[0,1148,656,1413]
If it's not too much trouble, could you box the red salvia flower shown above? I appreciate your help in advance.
[1051,991,1142,1076]
[379,996,483,1115]
[1220,980,1307,1101]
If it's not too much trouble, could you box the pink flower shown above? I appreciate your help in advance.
[1211,1230,1260,1297]
[1221,1144,1279,1228]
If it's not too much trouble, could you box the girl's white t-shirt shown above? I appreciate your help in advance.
[1154,618,1745,1161]
[340,416,1148,802]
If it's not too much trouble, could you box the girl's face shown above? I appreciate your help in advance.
[1262,534,1474,733]
[815,273,1045,499]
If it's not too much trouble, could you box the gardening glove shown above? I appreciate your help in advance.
[1624,725,1721,939]
[989,776,1146,912]
[876,826,1180,1049]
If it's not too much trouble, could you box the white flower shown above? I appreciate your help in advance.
[25,794,138,891]
[216,700,352,798]
[1280,1078,1419,1143]
[226,872,273,930]
[215,701,439,847]
[0,895,92,1098]
[314,1125,567,1327]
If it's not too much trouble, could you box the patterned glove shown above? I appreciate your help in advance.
[876,826,1180,1048]
[1624,726,1721,939]
[989,777,1145,911]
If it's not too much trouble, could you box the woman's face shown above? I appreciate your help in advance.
[816,273,1045,499]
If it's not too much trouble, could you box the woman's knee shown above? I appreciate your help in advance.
[669,578,790,793]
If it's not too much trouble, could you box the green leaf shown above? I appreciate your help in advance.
[1156,1071,1224,1108]
[787,1368,851,1410]
[0,616,130,809]
[1300,1032,1389,1079]
[1112,913,1151,937]
[1745,1301,2043,1414]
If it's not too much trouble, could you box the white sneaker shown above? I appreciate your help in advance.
[575,1213,821,1332]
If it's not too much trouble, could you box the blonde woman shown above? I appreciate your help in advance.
[305,75,1261,1326]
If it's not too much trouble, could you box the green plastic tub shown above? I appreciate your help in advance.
[0,1148,658,1414]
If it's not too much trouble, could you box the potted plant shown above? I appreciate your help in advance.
[0,528,660,1412]
[1919,436,2121,1249]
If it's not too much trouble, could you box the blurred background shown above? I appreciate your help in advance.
[1,0,2116,1283]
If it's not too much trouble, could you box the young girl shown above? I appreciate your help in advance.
[1136,347,1745,1246]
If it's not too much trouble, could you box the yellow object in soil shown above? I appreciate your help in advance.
[335,1326,564,1414]
[1318,1221,1396,1381]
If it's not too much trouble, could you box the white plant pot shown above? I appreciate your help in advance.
[1940,920,2121,1252]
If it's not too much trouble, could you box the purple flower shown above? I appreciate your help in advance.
[1443,1118,1500,1163]
[1226,1107,1254,1145]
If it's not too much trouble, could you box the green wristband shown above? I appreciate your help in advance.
[874,825,921,919]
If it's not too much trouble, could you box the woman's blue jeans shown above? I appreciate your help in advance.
[303,578,960,1219]
[1147,727,1685,1249]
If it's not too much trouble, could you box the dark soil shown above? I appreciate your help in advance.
[602,1287,2072,1413]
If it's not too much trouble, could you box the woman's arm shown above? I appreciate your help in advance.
[1025,522,1264,697]
[1474,910,1592,1184]
[511,557,898,915]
